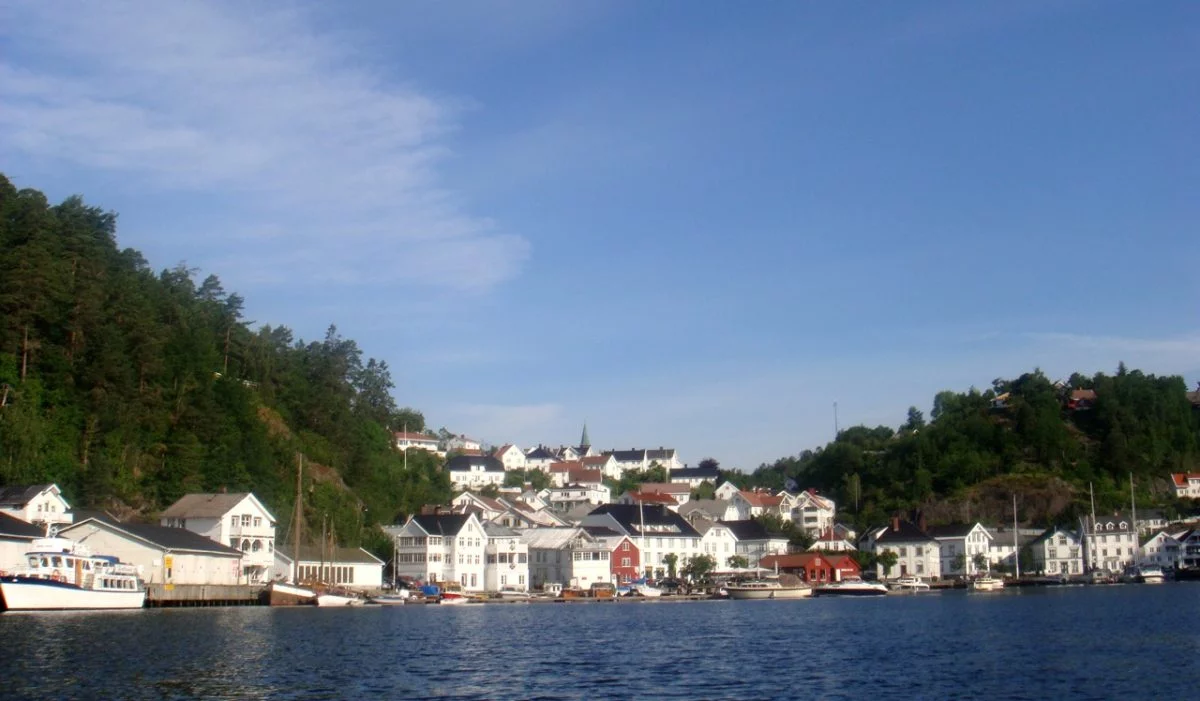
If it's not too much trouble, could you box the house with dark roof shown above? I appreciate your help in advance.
[0,511,45,573]
[581,504,701,579]
[524,446,559,472]
[160,492,277,583]
[446,455,505,490]
[59,517,244,586]
[0,483,73,528]
[384,511,494,591]
[926,522,993,578]
[861,517,941,580]
[272,545,384,591]
[669,465,720,488]
[1077,513,1139,574]
[1027,526,1084,576]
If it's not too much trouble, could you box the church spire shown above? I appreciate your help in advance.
[580,422,591,449]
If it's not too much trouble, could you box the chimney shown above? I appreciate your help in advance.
[891,516,900,532]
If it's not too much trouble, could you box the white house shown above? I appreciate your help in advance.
[394,431,442,454]
[789,490,837,535]
[722,519,790,566]
[446,455,506,490]
[484,522,529,591]
[385,512,490,592]
[638,482,693,507]
[0,484,73,528]
[547,483,611,512]
[548,463,606,488]
[522,527,612,589]
[524,446,558,473]
[580,454,618,479]
[714,481,741,501]
[670,465,721,488]
[445,434,482,453]
[1170,473,1200,499]
[272,546,384,591]
[1080,513,1137,574]
[1141,529,1185,569]
[160,492,277,584]
[0,512,43,573]
[451,492,509,523]
[863,518,941,581]
[694,519,739,568]
[494,444,526,471]
[59,517,245,585]
[731,490,789,521]
[1028,527,1084,576]
[927,523,993,578]
[985,526,1042,572]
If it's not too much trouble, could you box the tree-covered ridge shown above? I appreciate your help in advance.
[0,175,449,553]
[742,367,1200,528]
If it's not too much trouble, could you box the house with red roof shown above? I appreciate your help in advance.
[759,552,861,584]
[1170,473,1200,499]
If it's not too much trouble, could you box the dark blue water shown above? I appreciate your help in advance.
[3,584,1200,700]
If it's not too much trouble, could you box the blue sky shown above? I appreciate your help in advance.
[2,0,1197,469]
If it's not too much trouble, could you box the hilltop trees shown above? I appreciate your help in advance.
[0,175,450,552]
[745,368,1200,528]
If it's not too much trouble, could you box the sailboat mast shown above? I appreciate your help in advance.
[1130,472,1137,563]
[1089,482,1097,572]
[1012,493,1019,579]
[293,453,303,583]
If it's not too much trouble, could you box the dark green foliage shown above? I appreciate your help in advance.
[745,369,1200,527]
[0,175,450,552]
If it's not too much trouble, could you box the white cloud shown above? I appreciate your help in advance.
[0,0,527,292]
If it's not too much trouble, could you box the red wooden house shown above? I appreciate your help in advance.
[759,552,861,583]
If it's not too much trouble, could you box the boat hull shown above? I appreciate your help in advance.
[0,576,145,611]
[813,586,888,597]
[726,586,812,600]
[315,593,362,607]
[263,581,316,606]
[438,594,468,605]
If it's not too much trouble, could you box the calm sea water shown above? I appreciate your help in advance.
[3,584,1200,700]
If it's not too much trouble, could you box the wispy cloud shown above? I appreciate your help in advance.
[0,0,528,291]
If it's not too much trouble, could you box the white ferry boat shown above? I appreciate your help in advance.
[0,537,145,611]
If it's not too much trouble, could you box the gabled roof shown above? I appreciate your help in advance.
[0,484,63,508]
[520,527,587,549]
[1029,526,1080,547]
[1070,389,1098,401]
[605,449,646,462]
[679,499,732,521]
[494,443,520,456]
[525,446,558,460]
[445,455,504,473]
[549,461,581,473]
[394,431,439,442]
[670,466,720,480]
[737,490,784,508]
[482,522,521,538]
[277,546,383,565]
[639,482,691,495]
[61,518,243,556]
[587,504,700,538]
[874,520,936,544]
[410,513,472,536]
[580,455,612,467]
[926,523,989,539]
[161,493,274,522]
[0,512,44,539]
[646,448,676,461]
[1171,473,1200,488]
[718,519,781,541]
[625,491,678,506]
[581,525,623,538]
[760,552,859,571]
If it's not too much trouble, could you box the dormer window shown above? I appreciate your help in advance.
[1119,522,1127,530]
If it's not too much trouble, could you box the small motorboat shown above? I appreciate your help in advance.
[889,576,931,593]
[968,576,1005,592]
[812,577,889,597]
[726,574,812,600]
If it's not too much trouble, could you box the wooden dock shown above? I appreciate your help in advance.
[145,584,263,607]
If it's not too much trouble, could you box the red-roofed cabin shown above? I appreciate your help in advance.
[759,553,861,583]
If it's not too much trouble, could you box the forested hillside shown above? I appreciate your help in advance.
[741,369,1200,528]
[0,175,450,554]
